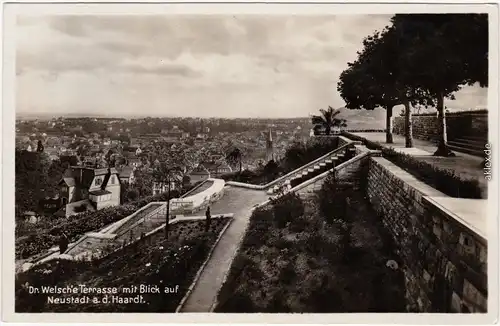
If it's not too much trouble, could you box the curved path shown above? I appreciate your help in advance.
[180,186,268,312]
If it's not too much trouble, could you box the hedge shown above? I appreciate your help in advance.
[341,132,483,199]
[15,191,180,260]
[346,129,387,133]
[408,109,488,117]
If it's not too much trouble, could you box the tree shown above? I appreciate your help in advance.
[36,140,44,153]
[390,14,488,156]
[15,150,59,215]
[338,41,399,143]
[263,160,280,182]
[182,175,191,188]
[152,163,182,240]
[311,106,347,136]
[226,147,243,174]
[338,24,434,148]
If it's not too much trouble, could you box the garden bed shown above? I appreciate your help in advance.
[15,192,179,260]
[15,217,231,312]
[215,182,406,313]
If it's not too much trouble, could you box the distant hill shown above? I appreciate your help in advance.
[334,107,387,130]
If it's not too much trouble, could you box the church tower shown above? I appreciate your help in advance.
[266,129,274,162]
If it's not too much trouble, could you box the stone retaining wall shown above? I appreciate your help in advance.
[366,157,487,312]
[295,149,378,198]
[393,111,488,141]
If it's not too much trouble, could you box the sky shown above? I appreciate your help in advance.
[15,15,488,118]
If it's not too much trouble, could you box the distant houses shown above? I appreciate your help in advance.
[202,160,232,178]
[188,164,211,184]
[152,178,181,196]
[117,166,135,184]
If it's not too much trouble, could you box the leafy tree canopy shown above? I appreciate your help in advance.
[390,14,488,103]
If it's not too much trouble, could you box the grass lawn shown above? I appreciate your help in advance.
[215,187,406,312]
[15,217,230,312]
[350,132,486,192]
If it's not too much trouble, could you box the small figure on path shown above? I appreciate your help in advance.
[58,232,69,254]
[205,206,211,232]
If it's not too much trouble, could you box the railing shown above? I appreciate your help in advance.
[267,144,357,196]
[103,202,165,235]
[226,137,355,190]
[289,151,373,194]
[114,205,166,239]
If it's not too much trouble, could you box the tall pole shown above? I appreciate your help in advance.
[165,174,170,240]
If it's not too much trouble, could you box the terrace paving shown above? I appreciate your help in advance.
[180,186,268,312]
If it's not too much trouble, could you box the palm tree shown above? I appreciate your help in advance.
[311,106,347,135]
[226,147,243,174]
[152,162,182,240]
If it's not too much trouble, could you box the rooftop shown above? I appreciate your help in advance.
[89,189,112,196]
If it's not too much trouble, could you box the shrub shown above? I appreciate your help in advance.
[270,192,304,228]
[73,204,87,213]
[220,169,269,186]
[316,173,355,224]
[241,208,272,249]
[264,289,292,312]
[288,215,310,233]
[282,138,338,172]
[346,129,386,133]
[278,262,296,286]
[216,291,258,313]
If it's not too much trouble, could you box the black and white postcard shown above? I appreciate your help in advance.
[1,2,498,324]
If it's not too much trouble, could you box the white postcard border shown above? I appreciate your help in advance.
[2,1,499,324]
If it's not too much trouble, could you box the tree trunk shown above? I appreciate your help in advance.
[239,157,242,174]
[433,92,455,157]
[325,124,331,136]
[404,99,413,148]
[385,105,394,144]
[165,178,170,240]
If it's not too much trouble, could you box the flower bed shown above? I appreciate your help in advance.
[15,191,180,260]
[342,132,483,199]
[15,217,231,312]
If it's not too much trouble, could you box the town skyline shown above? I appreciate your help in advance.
[15,14,488,118]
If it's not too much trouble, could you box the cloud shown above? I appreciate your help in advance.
[14,14,487,118]
[122,62,202,77]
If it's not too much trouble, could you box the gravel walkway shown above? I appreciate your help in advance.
[179,186,268,312]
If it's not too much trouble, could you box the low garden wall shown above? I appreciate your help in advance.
[170,178,225,214]
[366,157,487,312]
[393,110,488,141]
[60,214,234,262]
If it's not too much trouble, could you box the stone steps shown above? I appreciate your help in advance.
[453,138,487,147]
[448,134,487,157]
[448,140,484,151]
[447,144,484,157]
[267,146,355,195]
[460,135,488,142]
